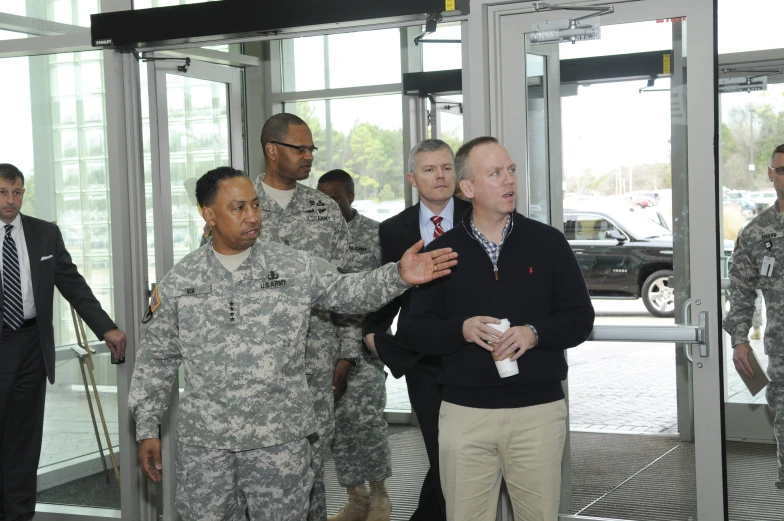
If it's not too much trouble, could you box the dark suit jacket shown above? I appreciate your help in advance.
[364,197,471,377]
[0,214,117,383]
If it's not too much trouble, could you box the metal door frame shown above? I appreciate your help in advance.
[146,57,245,521]
[467,1,724,519]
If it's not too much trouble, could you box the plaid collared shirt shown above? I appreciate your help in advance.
[470,213,514,268]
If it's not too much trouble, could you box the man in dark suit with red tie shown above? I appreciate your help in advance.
[0,163,126,520]
[364,140,470,521]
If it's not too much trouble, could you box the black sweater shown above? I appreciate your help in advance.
[405,210,595,409]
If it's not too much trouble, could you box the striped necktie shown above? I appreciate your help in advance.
[431,215,445,239]
[2,224,24,330]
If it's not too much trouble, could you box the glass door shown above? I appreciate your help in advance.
[144,56,244,519]
[718,60,784,519]
[480,1,725,519]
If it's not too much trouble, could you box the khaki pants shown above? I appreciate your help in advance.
[438,400,567,521]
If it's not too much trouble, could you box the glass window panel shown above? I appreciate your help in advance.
[282,29,401,92]
[719,0,784,54]
[422,23,462,72]
[0,60,117,516]
[81,127,106,157]
[79,61,103,93]
[84,159,108,190]
[286,94,405,222]
[86,223,110,253]
[193,155,219,177]
[188,83,217,118]
[168,124,187,154]
[52,97,78,127]
[439,110,464,151]
[83,256,112,287]
[281,36,326,92]
[85,192,108,222]
[55,161,81,192]
[50,64,76,96]
[80,94,104,124]
[167,87,186,120]
[170,190,192,219]
[0,0,100,27]
[172,223,194,259]
[0,29,28,41]
[189,121,218,151]
[327,29,401,88]
[169,157,188,183]
[559,20,672,60]
[55,129,80,160]
[56,192,83,222]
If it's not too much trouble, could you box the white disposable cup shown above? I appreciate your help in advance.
[487,319,519,378]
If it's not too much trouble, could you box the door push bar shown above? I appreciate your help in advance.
[587,298,709,362]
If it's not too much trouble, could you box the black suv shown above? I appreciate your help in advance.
[563,208,731,318]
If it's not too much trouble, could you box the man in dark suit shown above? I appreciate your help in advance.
[0,163,126,521]
[364,139,470,521]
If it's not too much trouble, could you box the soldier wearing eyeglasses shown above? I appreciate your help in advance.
[725,143,784,490]
[253,113,360,521]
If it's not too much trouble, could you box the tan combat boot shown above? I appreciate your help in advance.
[327,484,370,521]
[751,327,762,340]
[366,481,391,521]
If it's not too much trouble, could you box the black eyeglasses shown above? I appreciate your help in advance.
[772,166,784,175]
[270,141,318,156]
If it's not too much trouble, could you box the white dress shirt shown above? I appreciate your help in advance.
[419,197,455,247]
[0,214,36,319]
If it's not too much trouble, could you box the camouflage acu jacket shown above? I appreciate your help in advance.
[347,211,382,272]
[128,239,410,450]
[254,173,360,373]
[345,211,382,358]
[725,202,784,355]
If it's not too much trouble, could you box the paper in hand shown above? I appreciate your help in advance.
[739,350,771,397]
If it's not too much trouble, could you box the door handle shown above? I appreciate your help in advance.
[683,299,709,362]
[573,249,585,254]
[683,299,693,363]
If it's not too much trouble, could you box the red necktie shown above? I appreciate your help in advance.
[431,216,445,239]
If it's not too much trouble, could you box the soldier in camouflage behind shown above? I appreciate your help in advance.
[253,113,363,521]
[318,170,392,521]
[725,142,784,489]
[129,167,458,521]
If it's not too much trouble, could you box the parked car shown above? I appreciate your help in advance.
[625,193,657,208]
[563,208,733,318]
[733,199,757,218]
[747,190,777,212]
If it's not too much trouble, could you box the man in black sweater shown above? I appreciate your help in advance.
[405,137,594,521]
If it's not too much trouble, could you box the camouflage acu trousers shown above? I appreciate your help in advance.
[175,439,313,521]
[307,371,336,521]
[767,355,784,484]
[332,357,392,487]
